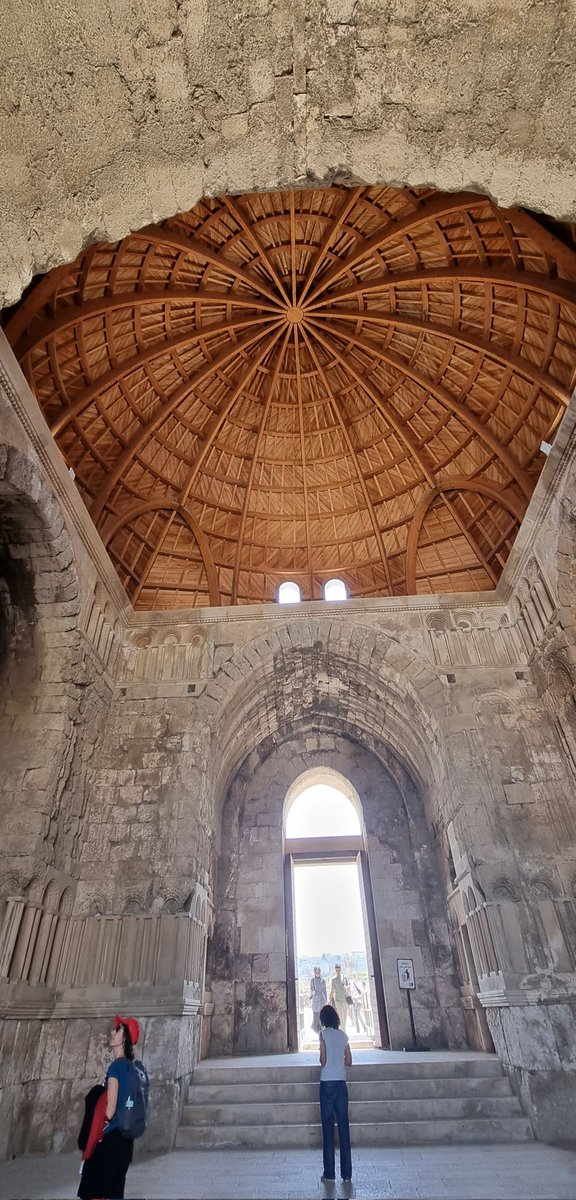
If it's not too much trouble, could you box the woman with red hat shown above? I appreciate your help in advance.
[78,1015,146,1200]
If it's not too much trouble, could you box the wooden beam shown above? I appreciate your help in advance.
[136,224,281,305]
[222,195,291,305]
[310,311,572,408]
[294,325,314,599]
[307,323,437,489]
[50,314,276,436]
[106,500,220,606]
[300,324,394,595]
[405,480,524,594]
[91,321,283,523]
[305,265,576,309]
[307,318,534,497]
[298,186,364,305]
[230,328,291,604]
[176,324,286,510]
[15,288,279,359]
[505,208,576,278]
[304,191,490,305]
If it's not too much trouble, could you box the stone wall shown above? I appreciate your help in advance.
[2,331,576,1150]
[0,339,207,1156]
[1,0,576,306]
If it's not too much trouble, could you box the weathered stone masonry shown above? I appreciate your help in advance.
[2,326,576,1154]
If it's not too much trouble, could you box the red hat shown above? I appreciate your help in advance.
[114,1014,140,1045]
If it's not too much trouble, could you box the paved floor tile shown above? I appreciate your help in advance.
[0,1144,575,1200]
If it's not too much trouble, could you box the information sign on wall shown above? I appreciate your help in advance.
[397,958,415,989]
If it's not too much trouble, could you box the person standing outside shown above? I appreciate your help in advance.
[329,962,349,1030]
[348,974,366,1033]
[310,966,328,1035]
[318,1003,352,1184]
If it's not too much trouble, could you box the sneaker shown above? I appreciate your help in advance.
[321,1176,336,1182]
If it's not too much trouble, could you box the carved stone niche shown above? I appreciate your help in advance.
[425,612,453,631]
[453,610,478,631]
[473,690,516,727]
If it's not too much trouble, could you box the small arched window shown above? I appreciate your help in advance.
[324,578,347,601]
[278,581,301,604]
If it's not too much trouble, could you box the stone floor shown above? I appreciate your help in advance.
[1,1144,576,1200]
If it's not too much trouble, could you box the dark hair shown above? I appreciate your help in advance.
[320,1004,340,1030]
[121,1024,135,1060]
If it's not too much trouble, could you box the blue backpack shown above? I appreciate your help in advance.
[116,1060,149,1139]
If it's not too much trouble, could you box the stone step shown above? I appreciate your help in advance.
[182,1095,522,1127]
[187,1075,513,1105]
[192,1058,504,1086]
[176,1116,533,1150]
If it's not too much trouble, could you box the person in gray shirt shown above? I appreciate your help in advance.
[318,1004,352,1183]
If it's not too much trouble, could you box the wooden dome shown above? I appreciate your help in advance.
[7,186,576,609]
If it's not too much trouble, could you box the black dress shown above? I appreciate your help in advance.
[77,1129,134,1199]
[77,1086,133,1200]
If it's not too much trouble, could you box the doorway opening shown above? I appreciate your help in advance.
[293,859,375,1050]
[283,770,389,1051]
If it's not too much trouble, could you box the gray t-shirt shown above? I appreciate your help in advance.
[320,1027,349,1081]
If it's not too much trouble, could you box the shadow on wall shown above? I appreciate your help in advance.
[0,494,38,692]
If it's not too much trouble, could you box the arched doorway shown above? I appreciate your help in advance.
[207,726,465,1059]
[282,768,389,1050]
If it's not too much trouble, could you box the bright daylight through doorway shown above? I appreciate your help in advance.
[286,783,376,1050]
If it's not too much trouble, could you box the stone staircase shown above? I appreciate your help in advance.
[176,1053,532,1149]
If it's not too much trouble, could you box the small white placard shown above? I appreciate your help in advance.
[397,958,415,989]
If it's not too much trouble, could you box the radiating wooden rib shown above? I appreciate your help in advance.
[300,325,394,595]
[13,182,575,611]
[305,266,576,308]
[311,310,572,407]
[136,224,281,305]
[439,494,498,587]
[294,326,314,598]
[107,501,220,605]
[505,208,576,276]
[176,325,285,513]
[92,322,283,523]
[5,262,78,346]
[131,510,178,607]
[222,195,291,305]
[405,481,523,593]
[50,314,275,436]
[304,192,488,304]
[15,288,279,358]
[298,186,364,305]
[230,329,291,604]
[289,192,297,306]
[307,324,436,488]
[307,318,533,497]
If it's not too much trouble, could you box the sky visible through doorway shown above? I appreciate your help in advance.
[287,784,366,958]
[294,860,365,955]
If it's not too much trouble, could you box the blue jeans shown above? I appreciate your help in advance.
[319,1080,352,1180]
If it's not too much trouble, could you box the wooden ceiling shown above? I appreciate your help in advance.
[6,186,576,610]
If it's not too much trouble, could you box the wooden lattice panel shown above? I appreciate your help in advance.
[6,186,576,609]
